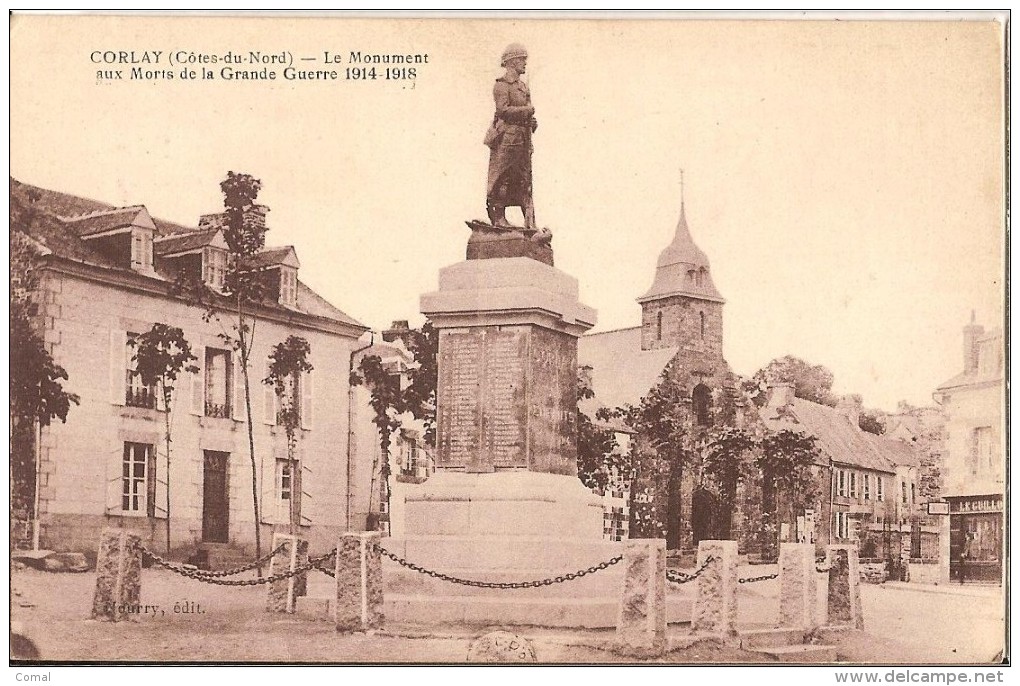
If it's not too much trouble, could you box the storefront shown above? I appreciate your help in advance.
[947,495,1003,584]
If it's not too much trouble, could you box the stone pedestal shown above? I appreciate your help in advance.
[422,257,596,475]
[691,540,738,636]
[383,252,627,628]
[335,531,383,633]
[779,542,818,631]
[616,539,667,656]
[265,533,309,614]
[823,544,864,631]
[91,528,142,621]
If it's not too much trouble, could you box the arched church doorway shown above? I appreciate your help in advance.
[692,488,721,545]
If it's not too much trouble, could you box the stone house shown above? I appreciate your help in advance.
[760,386,935,558]
[11,180,367,557]
[933,317,1004,583]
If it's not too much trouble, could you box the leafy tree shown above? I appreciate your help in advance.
[608,363,695,542]
[129,324,198,552]
[350,354,403,529]
[756,429,820,560]
[264,336,313,534]
[699,426,756,539]
[575,366,622,493]
[749,356,887,434]
[197,172,268,565]
[9,182,80,541]
[747,355,838,407]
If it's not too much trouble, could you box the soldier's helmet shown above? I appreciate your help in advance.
[501,43,528,66]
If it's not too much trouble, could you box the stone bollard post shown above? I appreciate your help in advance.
[335,531,383,632]
[824,544,864,630]
[691,540,738,636]
[615,539,666,656]
[778,542,818,631]
[266,532,309,613]
[91,528,143,621]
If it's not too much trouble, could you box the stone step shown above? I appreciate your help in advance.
[382,564,631,599]
[754,644,837,663]
[296,593,693,628]
[383,536,624,573]
[738,628,807,649]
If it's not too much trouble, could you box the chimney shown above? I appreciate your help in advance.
[962,311,984,374]
[767,382,795,407]
[836,395,862,428]
[198,204,269,236]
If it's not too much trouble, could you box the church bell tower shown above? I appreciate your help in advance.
[637,185,725,360]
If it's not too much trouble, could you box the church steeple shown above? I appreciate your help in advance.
[637,188,724,305]
[638,181,725,355]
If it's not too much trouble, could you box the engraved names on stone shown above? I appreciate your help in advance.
[437,331,481,468]
[482,329,526,468]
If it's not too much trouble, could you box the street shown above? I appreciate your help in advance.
[10,565,1005,664]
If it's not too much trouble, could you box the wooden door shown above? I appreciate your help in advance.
[202,451,229,543]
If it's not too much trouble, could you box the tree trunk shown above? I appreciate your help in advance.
[239,309,262,575]
[163,385,172,553]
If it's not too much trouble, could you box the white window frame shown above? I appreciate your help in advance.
[204,247,227,291]
[122,442,153,516]
[130,230,153,271]
[863,473,871,501]
[834,511,850,540]
[125,332,156,409]
[204,347,232,418]
[275,459,293,524]
[279,267,297,307]
[877,476,885,502]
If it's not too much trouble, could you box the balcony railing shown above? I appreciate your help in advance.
[126,386,156,409]
[205,401,230,419]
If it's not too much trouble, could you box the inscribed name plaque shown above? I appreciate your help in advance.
[435,324,576,475]
[437,331,482,468]
[482,328,528,468]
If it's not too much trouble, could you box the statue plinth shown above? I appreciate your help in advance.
[465,220,554,266]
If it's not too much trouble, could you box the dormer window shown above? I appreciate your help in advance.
[204,247,227,291]
[279,267,297,307]
[131,230,154,272]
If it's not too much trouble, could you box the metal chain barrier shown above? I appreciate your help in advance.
[139,544,336,586]
[174,544,288,578]
[375,543,622,589]
[665,556,715,585]
[738,571,779,584]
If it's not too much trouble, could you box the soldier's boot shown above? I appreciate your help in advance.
[522,201,538,234]
[487,203,513,228]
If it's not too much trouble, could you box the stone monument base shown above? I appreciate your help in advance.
[377,472,689,628]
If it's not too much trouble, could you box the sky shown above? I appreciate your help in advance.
[9,14,1006,412]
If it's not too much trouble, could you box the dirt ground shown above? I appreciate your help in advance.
[10,565,1005,664]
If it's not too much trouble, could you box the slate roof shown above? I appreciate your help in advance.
[638,202,724,303]
[760,396,898,472]
[11,179,365,331]
[154,228,221,255]
[868,434,921,468]
[243,246,298,270]
[577,326,678,417]
[935,368,1004,392]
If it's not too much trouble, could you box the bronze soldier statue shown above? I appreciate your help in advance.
[484,43,538,231]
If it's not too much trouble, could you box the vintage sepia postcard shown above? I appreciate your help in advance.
[8,11,1008,672]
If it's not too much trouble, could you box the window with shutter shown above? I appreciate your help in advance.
[190,346,205,415]
[300,369,313,429]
